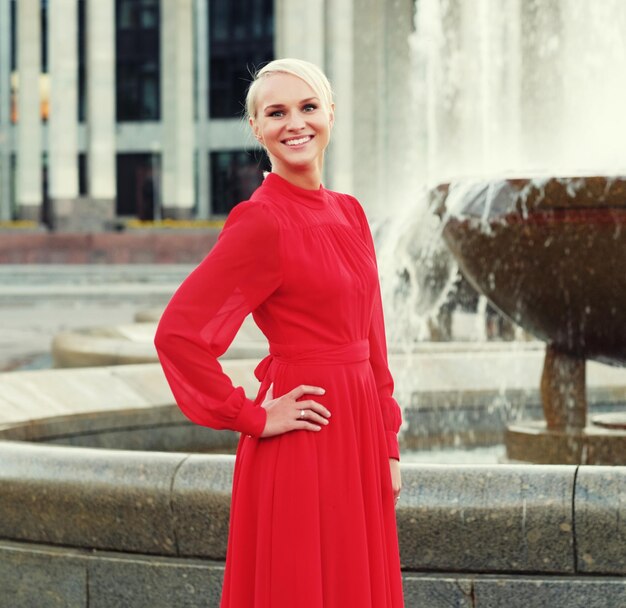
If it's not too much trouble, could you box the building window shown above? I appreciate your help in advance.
[116,0,160,121]
[78,153,87,196]
[210,149,269,215]
[78,0,86,122]
[41,0,48,74]
[209,0,274,119]
[9,0,16,123]
[116,153,160,220]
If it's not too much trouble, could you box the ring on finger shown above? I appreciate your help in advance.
[299,409,306,420]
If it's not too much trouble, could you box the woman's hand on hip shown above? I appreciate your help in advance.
[260,383,331,438]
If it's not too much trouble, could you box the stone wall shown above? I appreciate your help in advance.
[1,363,625,607]
[0,231,219,264]
[0,441,624,608]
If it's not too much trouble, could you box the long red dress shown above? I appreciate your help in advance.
[154,172,404,608]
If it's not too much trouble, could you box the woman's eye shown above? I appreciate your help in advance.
[303,104,317,112]
[269,110,284,118]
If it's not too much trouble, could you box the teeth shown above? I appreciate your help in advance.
[285,136,311,146]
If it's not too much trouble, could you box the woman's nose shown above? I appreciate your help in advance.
[286,113,305,131]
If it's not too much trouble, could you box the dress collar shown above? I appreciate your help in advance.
[262,172,327,209]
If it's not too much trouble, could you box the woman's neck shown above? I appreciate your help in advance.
[271,165,322,191]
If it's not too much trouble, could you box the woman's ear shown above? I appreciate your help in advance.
[329,103,335,129]
[250,118,263,143]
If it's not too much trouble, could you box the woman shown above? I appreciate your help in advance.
[155,58,404,608]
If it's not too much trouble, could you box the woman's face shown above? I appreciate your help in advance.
[250,72,334,185]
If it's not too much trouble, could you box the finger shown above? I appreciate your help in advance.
[288,385,325,399]
[294,421,323,432]
[296,400,331,417]
[300,411,330,426]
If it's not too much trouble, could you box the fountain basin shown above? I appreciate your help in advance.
[434,176,626,365]
[1,356,625,605]
[506,421,626,465]
[51,316,268,368]
[434,176,626,464]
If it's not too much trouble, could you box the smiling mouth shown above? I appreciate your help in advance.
[283,135,313,146]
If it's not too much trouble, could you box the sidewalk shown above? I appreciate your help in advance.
[0,264,192,371]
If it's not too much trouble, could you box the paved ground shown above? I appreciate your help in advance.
[0,265,192,371]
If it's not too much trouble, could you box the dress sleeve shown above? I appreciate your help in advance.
[350,196,403,460]
[154,201,281,437]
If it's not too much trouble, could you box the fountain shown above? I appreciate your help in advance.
[1,2,626,605]
[433,176,626,464]
[411,0,626,464]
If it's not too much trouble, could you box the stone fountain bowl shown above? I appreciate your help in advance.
[432,175,626,366]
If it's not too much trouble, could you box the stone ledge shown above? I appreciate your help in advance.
[1,441,625,576]
[398,463,575,573]
[0,442,184,555]
[50,316,267,368]
[1,541,625,608]
[576,467,626,574]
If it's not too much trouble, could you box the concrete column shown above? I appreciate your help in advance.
[0,0,11,220]
[325,0,354,196]
[195,0,209,219]
[48,0,79,229]
[275,0,325,66]
[17,0,42,221]
[161,0,194,219]
[352,0,386,212]
[86,0,116,226]
[325,0,413,218]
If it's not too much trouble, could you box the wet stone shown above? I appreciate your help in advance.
[88,555,224,608]
[402,574,475,607]
[575,466,626,574]
[0,442,183,555]
[473,576,626,608]
[0,543,87,608]
[397,464,575,573]
[172,454,235,559]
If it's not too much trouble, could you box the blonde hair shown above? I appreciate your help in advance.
[245,58,334,122]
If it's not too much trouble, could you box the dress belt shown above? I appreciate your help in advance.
[254,340,370,381]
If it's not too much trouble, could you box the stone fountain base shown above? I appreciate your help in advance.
[506,420,626,465]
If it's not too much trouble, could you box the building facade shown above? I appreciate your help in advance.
[0,0,414,229]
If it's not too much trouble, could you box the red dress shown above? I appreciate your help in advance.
[155,172,404,608]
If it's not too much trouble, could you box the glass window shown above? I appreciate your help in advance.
[210,149,270,215]
[116,153,161,220]
[212,0,228,42]
[118,3,134,29]
[41,0,48,73]
[209,0,274,119]
[141,74,158,118]
[78,153,87,195]
[9,0,16,123]
[78,0,86,122]
[9,0,16,71]
[116,0,160,121]
[141,6,157,28]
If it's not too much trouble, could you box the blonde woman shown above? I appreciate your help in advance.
[155,58,403,608]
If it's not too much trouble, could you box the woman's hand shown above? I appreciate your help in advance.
[389,458,401,506]
[260,383,331,438]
